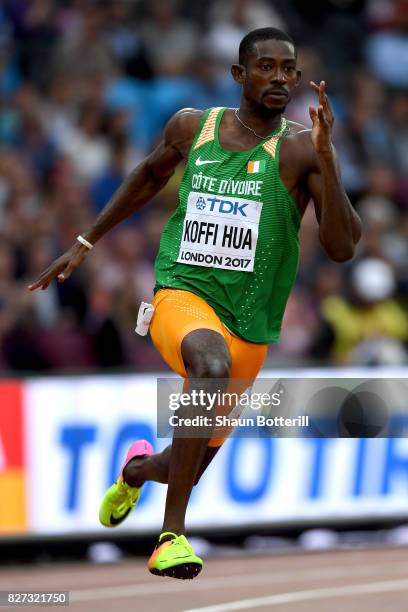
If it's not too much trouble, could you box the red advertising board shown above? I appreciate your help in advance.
[0,381,27,533]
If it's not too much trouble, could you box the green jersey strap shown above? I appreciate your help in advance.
[262,118,288,159]
[193,107,223,150]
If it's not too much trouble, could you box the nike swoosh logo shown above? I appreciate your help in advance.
[109,508,132,525]
[195,157,221,166]
[159,556,191,562]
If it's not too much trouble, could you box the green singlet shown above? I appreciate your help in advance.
[154,107,301,343]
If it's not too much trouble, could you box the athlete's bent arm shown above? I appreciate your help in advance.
[306,81,362,262]
[307,146,361,261]
[28,109,203,290]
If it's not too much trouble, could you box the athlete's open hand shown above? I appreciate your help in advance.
[28,243,89,291]
[309,80,334,157]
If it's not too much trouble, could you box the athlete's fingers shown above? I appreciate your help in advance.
[324,91,333,113]
[57,263,74,282]
[319,81,326,105]
[310,81,320,94]
[310,80,325,98]
[321,90,334,123]
[317,82,329,113]
[310,81,331,116]
[28,247,87,291]
[28,260,66,290]
[326,98,334,124]
[58,253,85,281]
[318,105,327,124]
[28,269,58,290]
[28,280,41,291]
[309,106,318,124]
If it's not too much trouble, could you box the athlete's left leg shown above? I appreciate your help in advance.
[99,289,228,532]
[123,441,219,488]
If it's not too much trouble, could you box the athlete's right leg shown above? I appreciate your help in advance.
[145,311,268,578]
[146,290,233,578]
[158,327,231,539]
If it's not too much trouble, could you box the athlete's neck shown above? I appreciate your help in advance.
[237,99,282,138]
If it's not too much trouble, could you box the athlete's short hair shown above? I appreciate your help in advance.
[239,28,297,65]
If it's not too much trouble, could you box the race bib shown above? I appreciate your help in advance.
[176,191,263,272]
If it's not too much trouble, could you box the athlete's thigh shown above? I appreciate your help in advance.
[227,336,268,424]
[208,336,268,447]
[230,335,268,379]
[150,288,229,378]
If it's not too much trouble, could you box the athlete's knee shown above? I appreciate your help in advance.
[182,329,231,379]
[191,354,231,379]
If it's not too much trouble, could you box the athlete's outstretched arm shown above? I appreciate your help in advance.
[306,81,362,262]
[28,109,203,290]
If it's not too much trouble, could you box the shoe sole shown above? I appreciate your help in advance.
[149,562,202,580]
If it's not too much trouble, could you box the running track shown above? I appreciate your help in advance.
[1,547,408,611]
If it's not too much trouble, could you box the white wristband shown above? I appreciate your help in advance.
[77,235,94,250]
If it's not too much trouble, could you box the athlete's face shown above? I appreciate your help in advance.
[232,39,301,114]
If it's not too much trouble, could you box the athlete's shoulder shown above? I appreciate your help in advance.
[164,108,206,155]
[165,108,205,141]
[283,120,338,173]
[285,120,311,138]
[284,120,315,156]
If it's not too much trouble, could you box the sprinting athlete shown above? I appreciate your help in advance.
[28,28,361,579]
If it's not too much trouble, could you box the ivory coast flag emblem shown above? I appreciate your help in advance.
[247,160,266,174]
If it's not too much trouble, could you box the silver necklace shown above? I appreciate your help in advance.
[234,108,279,140]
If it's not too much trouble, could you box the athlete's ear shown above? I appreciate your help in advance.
[295,69,301,87]
[231,63,245,84]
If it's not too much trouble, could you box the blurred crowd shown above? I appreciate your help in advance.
[0,0,407,372]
